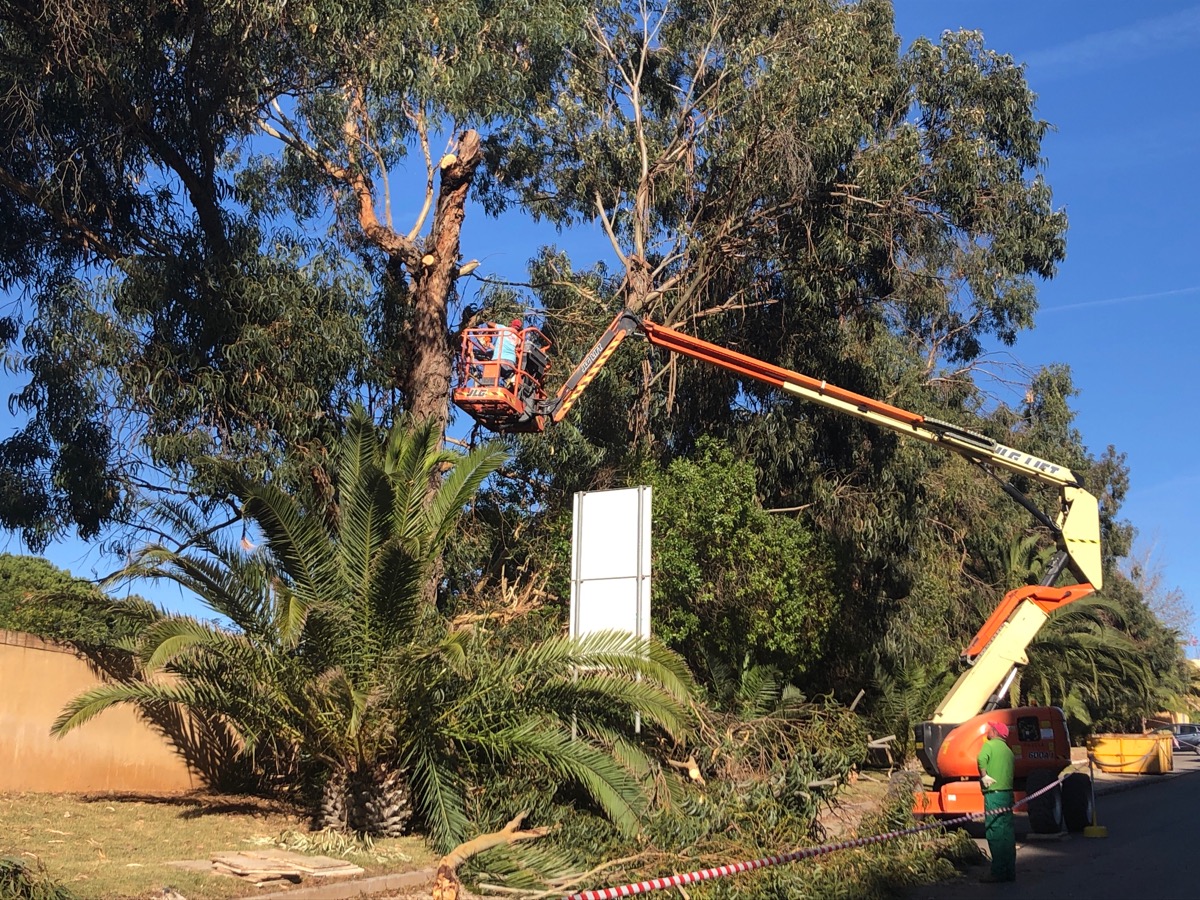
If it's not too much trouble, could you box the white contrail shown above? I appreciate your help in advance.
[1044,286,1200,313]
[1023,6,1200,76]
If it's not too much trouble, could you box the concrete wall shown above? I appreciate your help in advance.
[0,630,200,792]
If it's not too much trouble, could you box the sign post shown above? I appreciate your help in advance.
[569,486,652,732]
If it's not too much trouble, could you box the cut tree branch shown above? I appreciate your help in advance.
[430,811,551,900]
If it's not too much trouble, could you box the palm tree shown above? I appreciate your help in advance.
[973,535,1168,733]
[53,409,696,848]
[1019,597,1152,728]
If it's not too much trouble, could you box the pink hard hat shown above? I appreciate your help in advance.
[990,721,1009,738]
[510,318,522,329]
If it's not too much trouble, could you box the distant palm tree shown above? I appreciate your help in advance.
[53,409,695,849]
[1019,597,1150,725]
[868,657,958,756]
[1031,604,1194,730]
[986,535,1162,730]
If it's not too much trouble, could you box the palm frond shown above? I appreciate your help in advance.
[488,631,693,701]
[532,671,693,740]
[421,440,509,551]
[366,545,425,642]
[241,481,341,607]
[117,545,276,636]
[139,616,249,671]
[271,580,311,649]
[737,665,784,717]
[407,740,471,852]
[483,720,644,838]
[335,410,395,614]
[385,418,448,552]
[52,679,202,736]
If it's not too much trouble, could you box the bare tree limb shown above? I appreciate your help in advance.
[431,812,551,900]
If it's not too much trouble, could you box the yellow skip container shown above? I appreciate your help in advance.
[1086,733,1174,774]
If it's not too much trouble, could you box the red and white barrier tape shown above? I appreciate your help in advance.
[564,766,1081,900]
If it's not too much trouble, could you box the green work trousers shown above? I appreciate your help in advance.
[983,790,1016,881]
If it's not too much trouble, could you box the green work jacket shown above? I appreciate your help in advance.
[977,737,1014,792]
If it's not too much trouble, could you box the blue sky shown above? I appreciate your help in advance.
[890,2,1200,641]
[5,2,1199,642]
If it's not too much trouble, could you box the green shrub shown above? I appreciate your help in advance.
[0,856,75,900]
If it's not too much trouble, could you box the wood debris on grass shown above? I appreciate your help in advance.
[209,849,364,887]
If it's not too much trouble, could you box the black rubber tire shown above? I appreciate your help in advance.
[1024,768,1064,834]
[1061,772,1093,833]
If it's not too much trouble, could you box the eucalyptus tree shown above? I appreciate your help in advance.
[0,0,309,548]
[486,0,1067,441]
[0,0,588,550]
[246,0,590,426]
[52,410,695,847]
[475,0,1078,691]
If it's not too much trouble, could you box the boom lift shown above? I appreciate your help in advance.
[453,309,1104,833]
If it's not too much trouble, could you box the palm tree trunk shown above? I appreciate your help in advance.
[318,766,350,832]
[320,761,414,837]
[357,761,414,838]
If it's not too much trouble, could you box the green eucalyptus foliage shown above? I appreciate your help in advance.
[0,0,375,547]
[489,0,1066,389]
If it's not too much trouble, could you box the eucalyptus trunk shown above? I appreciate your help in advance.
[402,130,483,430]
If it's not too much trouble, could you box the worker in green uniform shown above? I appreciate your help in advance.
[977,720,1016,883]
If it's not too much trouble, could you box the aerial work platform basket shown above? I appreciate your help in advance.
[452,323,551,434]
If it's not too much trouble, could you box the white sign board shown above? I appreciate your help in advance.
[569,486,652,641]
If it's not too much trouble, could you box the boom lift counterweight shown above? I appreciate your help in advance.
[453,308,1104,833]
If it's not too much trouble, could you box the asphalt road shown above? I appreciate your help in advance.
[906,752,1200,899]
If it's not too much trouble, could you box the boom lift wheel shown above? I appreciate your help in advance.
[1024,768,1064,834]
[1061,772,1093,833]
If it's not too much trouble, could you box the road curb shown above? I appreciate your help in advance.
[1094,773,1178,797]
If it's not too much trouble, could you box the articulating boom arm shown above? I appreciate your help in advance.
[637,317,1102,592]
[453,308,1103,591]
[636,317,1104,732]
[543,310,642,424]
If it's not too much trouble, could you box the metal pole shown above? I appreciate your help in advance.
[1083,754,1108,838]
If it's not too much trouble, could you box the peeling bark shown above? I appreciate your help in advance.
[403,130,482,430]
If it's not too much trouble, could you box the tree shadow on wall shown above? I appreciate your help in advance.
[75,644,257,794]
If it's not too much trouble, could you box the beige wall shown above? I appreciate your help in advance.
[0,630,199,792]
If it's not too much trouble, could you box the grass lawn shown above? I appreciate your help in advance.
[0,792,438,899]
